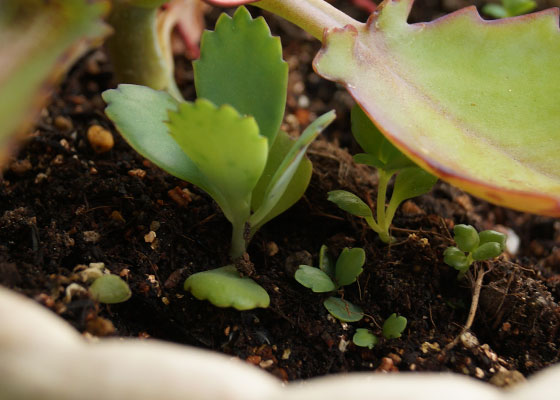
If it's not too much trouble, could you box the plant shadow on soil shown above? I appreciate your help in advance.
[1,0,560,385]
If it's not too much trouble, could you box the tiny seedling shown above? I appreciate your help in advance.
[353,328,378,349]
[444,224,507,278]
[328,105,437,243]
[295,245,365,322]
[382,313,407,339]
[483,0,537,19]
[104,7,335,310]
[89,274,132,304]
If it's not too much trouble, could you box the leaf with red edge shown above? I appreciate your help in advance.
[313,0,560,216]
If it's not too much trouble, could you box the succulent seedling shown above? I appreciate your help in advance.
[104,7,335,310]
[295,245,366,322]
[483,0,537,19]
[89,274,132,304]
[328,105,437,244]
[382,313,407,339]
[203,0,560,217]
[444,224,507,278]
[353,328,378,349]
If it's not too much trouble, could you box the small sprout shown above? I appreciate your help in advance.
[295,246,365,322]
[444,224,507,278]
[328,105,437,244]
[89,275,131,304]
[382,313,407,339]
[184,265,270,311]
[353,328,378,349]
[482,0,537,19]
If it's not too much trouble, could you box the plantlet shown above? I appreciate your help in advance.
[382,313,407,339]
[204,0,560,217]
[295,245,365,322]
[483,0,537,19]
[328,105,437,243]
[353,328,377,349]
[89,274,132,304]
[444,224,507,278]
[104,7,335,310]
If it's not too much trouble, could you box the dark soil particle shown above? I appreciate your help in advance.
[1,0,560,385]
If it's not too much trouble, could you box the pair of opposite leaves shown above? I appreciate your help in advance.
[207,0,560,216]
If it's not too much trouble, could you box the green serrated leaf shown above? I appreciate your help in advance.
[89,275,131,304]
[249,111,335,227]
[453,224,480,253]
[353,328,378,349]
[382,313,407,339]
[184,265,270,310]
[327,190,373,218]
[335,247,365,287]
[194,6,288,146]
[314,0,560,216]
[323,297,364,322]
[166,99,267,223]
[295,265,336,293]
[103,85,215,194]
[319,244,335,278]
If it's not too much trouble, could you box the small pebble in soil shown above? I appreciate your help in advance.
[9,159,32,175]
[128,168,147,179]
[87,125,114,153]
[83,230,101,243]
[54,115,73,131]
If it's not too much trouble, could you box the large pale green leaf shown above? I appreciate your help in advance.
[102,85,215,196]
[0,0,109,167]
[166,99,267,222]
[314,0,560,216]
[194,6,288,146]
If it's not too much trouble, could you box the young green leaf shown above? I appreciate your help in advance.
[353,328,378,349]
[382,313,407,339]
[443,246,470,270]
[314,0,560,216]
[194,6,288,147]
[453,224,480,253]
[294,265,336,293]
[323,297,364,322]
[335,247,365,287]
[249,111,335,227]
[472,242,503,261]
[318,244,335,279]
[103,85,214,195]
[184,265,270,310]
[479,230,507,251]
[390,167,438,206]
[166,99,267,223]
[327,190,373,218]
[89,275,132,304]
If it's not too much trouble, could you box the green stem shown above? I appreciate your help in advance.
[106,1,182,100]
[230,218,248,259]
[376,170,393,243]
[253,0,360,40]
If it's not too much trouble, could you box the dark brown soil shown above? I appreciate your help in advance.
[1,0,560,385]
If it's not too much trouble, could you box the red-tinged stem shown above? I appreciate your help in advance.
[253,0,360,40]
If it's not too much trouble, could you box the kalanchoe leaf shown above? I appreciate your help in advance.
[453,224,480,253]
[194,6,288,147]
[382,313,407,339]
[335,247,366,287]
[472,241,503,261]
[250,130,312,233]
[323,297,364,322]
[443,246,470,270]
[166,99,267,223]
[327,190,373,218]
[89,275,131,304]
[314,0,560,216]
[353,328,378,349]
[294,265,336,293]
[249,111,336,228]
[479,230,507,251]
[319,244,335,279]
[184,265,270,310]
[351,104,413,171]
